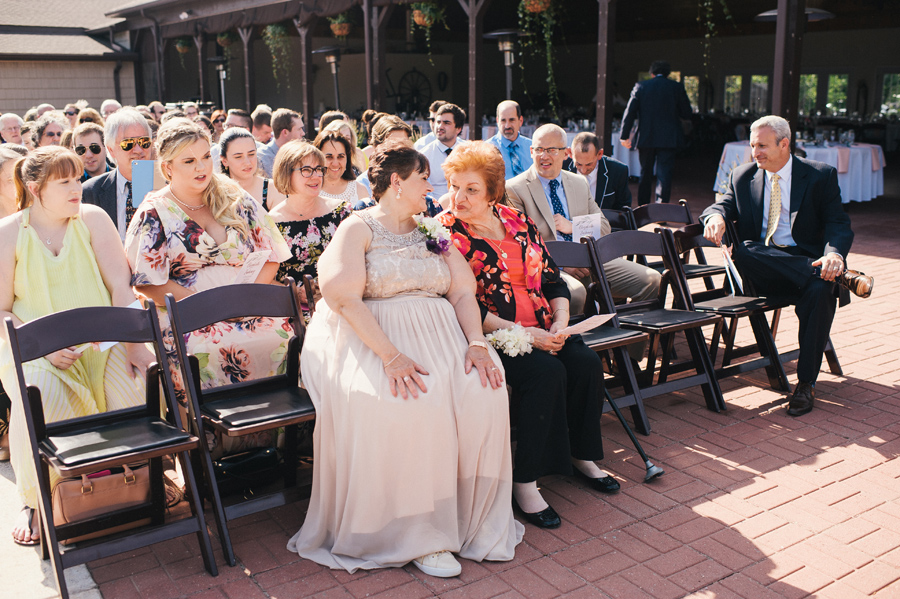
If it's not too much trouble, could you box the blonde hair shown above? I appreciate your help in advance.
[155,118,250,239]
[13,146,83,210]
[272,140,324,195]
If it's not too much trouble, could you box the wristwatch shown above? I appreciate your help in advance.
[468,340,490,351]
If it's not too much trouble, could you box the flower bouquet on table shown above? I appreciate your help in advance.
[486,324,534,357]
[415,215,451,254]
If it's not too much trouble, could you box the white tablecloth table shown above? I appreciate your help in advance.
[611,131,642,177]
[714,141,885,203]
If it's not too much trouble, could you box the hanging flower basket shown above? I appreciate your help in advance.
[523,0,551,13]
[263,22,292,92]
[330,23,351,37]
[175,38,192,54]
[412,10,434,27]
[216,31,236,48]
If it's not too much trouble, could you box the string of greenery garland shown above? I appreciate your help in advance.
[517,0,561,120]
[263,22,292,92]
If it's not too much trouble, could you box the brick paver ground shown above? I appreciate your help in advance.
[3,152,898,598]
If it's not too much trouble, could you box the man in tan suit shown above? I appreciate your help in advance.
[507,124,660,314]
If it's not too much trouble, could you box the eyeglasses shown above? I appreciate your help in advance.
[80,117,94,123]
[64,110,78,117]
[213,117,226,124]
[75,143,103,156]
[119,136,152,151]
[292,166,327,178]
[532,147,566,156]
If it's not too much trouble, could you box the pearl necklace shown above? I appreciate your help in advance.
[170,188,205,211]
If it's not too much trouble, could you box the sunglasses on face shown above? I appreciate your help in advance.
[214,117,226,124]
[80,117,94,123]
[43,131,63,138]
[292,166,327,178]
[75,143,103,156]
[119,136,152,151]
[64,110,78,117]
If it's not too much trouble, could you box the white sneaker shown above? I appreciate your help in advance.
[412,551,462,578]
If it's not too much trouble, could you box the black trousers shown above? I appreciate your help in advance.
[499,335,605,483]
[638,147,676,205]
[733,241,837,383]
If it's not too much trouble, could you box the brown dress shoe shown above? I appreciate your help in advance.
[839,269,874,298]
[786,382,815,416]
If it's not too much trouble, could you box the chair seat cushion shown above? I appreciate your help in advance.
[201,386,314,427]
[580,326,646,348]
[695,296,788,314]
[619,308,720,331]
[45,416,191,466]
[648,261,725,278]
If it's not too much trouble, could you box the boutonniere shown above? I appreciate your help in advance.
[415,215,451,255]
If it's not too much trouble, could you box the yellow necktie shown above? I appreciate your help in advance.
[764,173,781,246]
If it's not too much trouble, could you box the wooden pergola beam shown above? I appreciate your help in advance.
[193,30,206,102]
[458,0,493,140]
[293,16,316,133]
[237,25,254,111]
[772,0,806,138]
[595,0,616,154]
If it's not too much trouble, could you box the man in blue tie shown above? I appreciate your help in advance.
[486,100,533,180]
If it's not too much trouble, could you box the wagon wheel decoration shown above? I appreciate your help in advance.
[396,69,432,115]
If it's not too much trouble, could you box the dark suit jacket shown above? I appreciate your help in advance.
[621,75,692,149]
[81,168,119,229]
[700,156,854,305]
[563,156,632,210]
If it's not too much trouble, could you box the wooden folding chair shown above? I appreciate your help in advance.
[165,278,315,566]
[546,240,652,434]
[669,223,792,391]
[587,229,727,412]
[5,303,217,599]
[632,199,724,290]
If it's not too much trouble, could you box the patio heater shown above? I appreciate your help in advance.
[483,29,529,100]
[208,56,228,111]
[753,7,835,21]
[313,46,343,111]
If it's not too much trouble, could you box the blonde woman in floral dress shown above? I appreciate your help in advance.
[268,140,351,310]
[125,119,291,454]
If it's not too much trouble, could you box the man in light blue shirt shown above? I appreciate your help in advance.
[485,100,533,179]
[256,108,305,177]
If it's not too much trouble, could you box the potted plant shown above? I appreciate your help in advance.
[517,0,561,119]
[263,22,292,92]
[216,30,238,77]
[174,37,192,70]
[328,12,352,40]
[409,2,448,63]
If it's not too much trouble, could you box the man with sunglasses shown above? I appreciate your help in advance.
[73,122,111,182]
[507,124,660,314]
[82,108,152,242]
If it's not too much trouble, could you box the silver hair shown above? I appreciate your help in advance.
[533,123,567,147]
[32,112,69,145]
[104,108,151,149]
[751,115,792,144]
[0,113,24,128]
[101,99,122,113]
[0,145,28,171]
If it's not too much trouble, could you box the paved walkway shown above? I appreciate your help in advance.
[3,154,899,598]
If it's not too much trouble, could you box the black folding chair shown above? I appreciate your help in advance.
[545,240,663,481]
[601,207,636,233]
[5,303,217,599]
[587,229,726,412]
[632,199,724,290]
[669,223,792,391]
[166,278,315,566]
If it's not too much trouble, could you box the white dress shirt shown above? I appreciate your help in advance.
[761,159,795,247]
[115,169,130,242]
[583,164,599,202]
[414,131,435,150]
[421,138,465,199]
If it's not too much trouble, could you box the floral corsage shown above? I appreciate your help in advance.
[486,324,534,357]
[415,215,451,255]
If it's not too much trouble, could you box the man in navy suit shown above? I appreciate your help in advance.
[620,60,692,205]
[82,108,152,242]
[701,115,873,417]
[563,132,631,210]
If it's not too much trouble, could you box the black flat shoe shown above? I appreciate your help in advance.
[574,468,621,494]
[513,499,561,529]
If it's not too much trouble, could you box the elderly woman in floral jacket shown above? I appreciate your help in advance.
[438,142,618,531]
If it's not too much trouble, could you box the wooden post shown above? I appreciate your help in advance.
[595,0,616,154]
[772,0,806,138]
[149,20,167,102]
[362,0,374,109]
[293,17,316,134]
[237,26,254,111]
[373,6,395,110]
[457,0,493,140]
[193,31,206,102]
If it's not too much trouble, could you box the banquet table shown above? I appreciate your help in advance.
[714,140,885,203]
[611,131,642,176]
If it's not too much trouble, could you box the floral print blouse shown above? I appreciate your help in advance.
[439,203,569,331]
[275,201,352,285]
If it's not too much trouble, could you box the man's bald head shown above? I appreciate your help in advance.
[496,100,524,142]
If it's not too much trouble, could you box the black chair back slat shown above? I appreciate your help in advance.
[632,199,693,229]
[169,281,303,335]
[601,207,636,232]
[592,229,670,265]
[545,240,593,270]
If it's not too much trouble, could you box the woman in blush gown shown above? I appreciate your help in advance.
[287,141,523,578]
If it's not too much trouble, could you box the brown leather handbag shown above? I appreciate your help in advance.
[51,463,151,544]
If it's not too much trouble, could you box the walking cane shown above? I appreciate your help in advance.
[605,389,664,482]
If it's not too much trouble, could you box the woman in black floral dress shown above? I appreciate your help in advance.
[269,140,352,311]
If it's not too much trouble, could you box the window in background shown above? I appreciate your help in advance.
[827,74,849,116]
[799,74,818,115]
[749,75,769,114]
[882,73,900,116]
[724,75,742,114]
[638,71,682,82]
[683,76,700,112]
